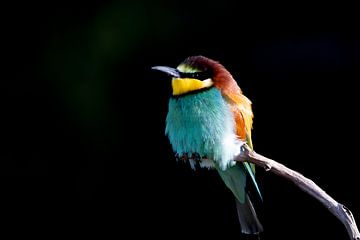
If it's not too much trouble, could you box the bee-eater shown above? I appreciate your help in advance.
[152,56,263,234]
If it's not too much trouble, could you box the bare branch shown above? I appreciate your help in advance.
[235,144,360,240]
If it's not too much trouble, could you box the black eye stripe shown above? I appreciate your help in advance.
[179,71,212,80]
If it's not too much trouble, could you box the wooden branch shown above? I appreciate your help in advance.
[235,144,360,240]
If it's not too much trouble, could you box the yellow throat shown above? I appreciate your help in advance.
[171,78,213,95]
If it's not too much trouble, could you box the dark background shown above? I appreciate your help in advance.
[2,0,359,239]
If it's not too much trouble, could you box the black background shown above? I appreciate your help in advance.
[2,1,359,239]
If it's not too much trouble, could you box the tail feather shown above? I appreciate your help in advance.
[236,194,263,234]
[216,163,263,235]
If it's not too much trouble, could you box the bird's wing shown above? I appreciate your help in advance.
[223,91,262,200]
[224,92,253,144]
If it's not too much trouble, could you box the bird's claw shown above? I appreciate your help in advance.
[175,152,207,162]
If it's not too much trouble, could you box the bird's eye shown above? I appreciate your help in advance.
[180,71,211,80]
[192,72,199,78]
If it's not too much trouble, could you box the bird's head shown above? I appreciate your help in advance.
[152,55,241,96]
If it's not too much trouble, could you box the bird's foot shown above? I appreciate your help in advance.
[175,153,209,164]
[191,153,201,161]
[175,153,188,162]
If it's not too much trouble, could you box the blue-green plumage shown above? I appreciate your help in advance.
[166,87,242,171]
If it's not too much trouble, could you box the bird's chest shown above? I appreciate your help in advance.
[165,88,236,162]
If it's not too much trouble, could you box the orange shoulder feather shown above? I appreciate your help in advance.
[223,92,253,143]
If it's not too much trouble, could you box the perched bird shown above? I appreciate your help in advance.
[152,56,263,235]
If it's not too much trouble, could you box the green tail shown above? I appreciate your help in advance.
[216,163,263,234]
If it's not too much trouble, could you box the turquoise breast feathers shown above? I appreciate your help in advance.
[165,87,243,170]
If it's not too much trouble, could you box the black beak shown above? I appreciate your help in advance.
[151,66,180,78]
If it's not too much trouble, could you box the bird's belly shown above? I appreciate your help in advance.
[165,88,242,170]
